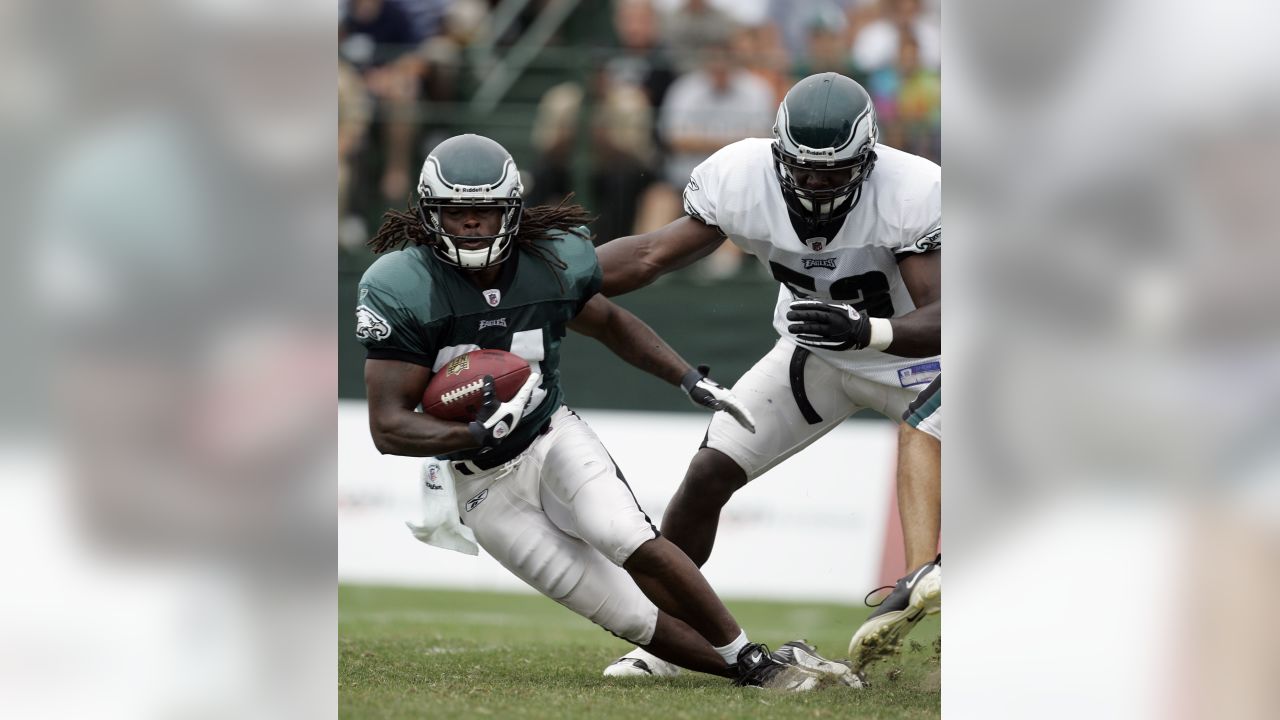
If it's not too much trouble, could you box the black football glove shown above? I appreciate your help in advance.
[680,365,756,433]
[786,299,871,351]
[467,372,541,449]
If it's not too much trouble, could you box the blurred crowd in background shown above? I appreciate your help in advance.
[339,0,941,273]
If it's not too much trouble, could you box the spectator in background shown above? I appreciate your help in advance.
[659,0,737,74]
[591,82,659,241]
[416,0,490,104]
[893,32,940,160]
[395,0,453,41]
[730,22,791,105]
[528,78,660,242]
[339,59,372,251]
[652,42,774,276]
[851,0,939,75]
[605,0,675,110]
[767,0,855,67]
[340,0,426,204]
[658,43,774,192]
[864,28,940,161]
[527,82,583,209]
[792,6,867,85]
[341,0,422,69]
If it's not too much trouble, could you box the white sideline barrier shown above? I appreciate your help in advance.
[339,401,896,602]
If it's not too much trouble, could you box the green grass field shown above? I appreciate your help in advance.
[340,585,940,719]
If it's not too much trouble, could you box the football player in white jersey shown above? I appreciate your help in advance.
[596,72,941,677]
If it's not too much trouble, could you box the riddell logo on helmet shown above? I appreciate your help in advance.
[796,145,836,158]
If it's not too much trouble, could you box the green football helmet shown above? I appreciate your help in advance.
[417,134,524,269]
[772,73,879,227]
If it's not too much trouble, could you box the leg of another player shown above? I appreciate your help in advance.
[897,422,941,570]
[847,421,941,668]
[642,611,735,677]
[658,448,749,567]
[623,535,740,647]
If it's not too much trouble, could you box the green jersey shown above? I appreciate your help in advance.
[355,228,601,464]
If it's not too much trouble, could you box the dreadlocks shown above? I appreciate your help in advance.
[367,195,596,284]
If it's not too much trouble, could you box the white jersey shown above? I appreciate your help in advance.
[682,137,941,388]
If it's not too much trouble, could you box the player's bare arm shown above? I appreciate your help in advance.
[597,216,725,297]
[886,249,940,357]
[569,293,755,432]
[364,358,479,457]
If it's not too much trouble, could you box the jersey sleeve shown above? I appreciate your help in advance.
[559,227,603,312]
[355,261,443,368]
[893,170,941,260]
[681,154,723,228]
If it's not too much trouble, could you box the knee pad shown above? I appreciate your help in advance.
[569,479,658,567]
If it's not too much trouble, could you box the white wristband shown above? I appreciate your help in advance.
[868,317,894,351]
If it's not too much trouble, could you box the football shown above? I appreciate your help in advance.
[422,349,532,422]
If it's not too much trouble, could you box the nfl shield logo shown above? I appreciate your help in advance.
[483,289,501,307]
[808,238,826,251]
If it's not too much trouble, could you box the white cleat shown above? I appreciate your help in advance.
[602,647,683,678]
[772,641,866,688]
[848,555,942,672]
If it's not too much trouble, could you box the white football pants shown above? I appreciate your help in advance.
[451,405,661,645]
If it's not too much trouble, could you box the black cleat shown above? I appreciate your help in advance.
[731,642,821,691]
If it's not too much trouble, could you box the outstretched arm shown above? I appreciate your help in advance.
[596,216,726,296]
[569,293,755,431]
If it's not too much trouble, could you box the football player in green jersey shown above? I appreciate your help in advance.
[354,134,858,689]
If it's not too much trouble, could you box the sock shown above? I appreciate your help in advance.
[713,630,750,665]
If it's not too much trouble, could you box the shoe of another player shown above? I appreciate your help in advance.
[771,640,866,688]
[602,647,683,678]
[731,642,822,691]
[847,554,942,671]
